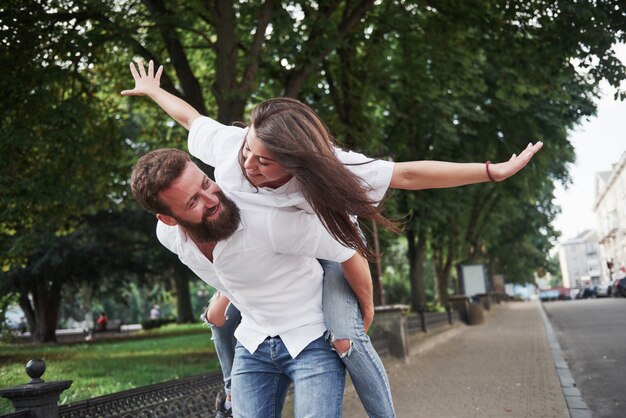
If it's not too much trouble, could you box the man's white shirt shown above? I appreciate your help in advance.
[157,116,394,358]
[157,196,355,358]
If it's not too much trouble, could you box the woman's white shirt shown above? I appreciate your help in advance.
[187,116,394,211]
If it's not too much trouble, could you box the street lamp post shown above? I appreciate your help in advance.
[607,259,614,281]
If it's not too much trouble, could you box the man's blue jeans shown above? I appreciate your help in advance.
[230,335,345,417]
[209,260,396,417]
[209,302,241,398]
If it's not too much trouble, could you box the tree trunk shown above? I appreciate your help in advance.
[407,227,427,312]
[435,265,450,307]
[30,276,62,343]
[173,273,195,323]
[18,293,36,337]
[437,245,455,307]
[211,0,240,122]
[369,221,385,306]
[214,97,247,125]
[284,0,376,98]
[141,0,207,114]
[433,233,455,308]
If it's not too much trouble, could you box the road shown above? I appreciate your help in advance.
[543,297,626,418]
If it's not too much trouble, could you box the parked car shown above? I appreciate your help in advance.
[579,285,597,299]
[539,289,560,301]
[614,277,626,297]
[596,281,613,297]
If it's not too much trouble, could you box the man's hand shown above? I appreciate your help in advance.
[490,141,543,181]
[121,60,163,97]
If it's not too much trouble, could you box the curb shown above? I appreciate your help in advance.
[538,301,593,418]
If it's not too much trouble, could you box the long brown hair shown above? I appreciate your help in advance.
[239,97,399,260]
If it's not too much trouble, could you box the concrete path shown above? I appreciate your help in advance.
[342,301,570,418]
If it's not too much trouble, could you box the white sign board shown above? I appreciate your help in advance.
[461,264,487,297]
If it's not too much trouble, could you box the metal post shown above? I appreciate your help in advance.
[0,359,72,418]
[445,303,452,325]
[417,304,426,332]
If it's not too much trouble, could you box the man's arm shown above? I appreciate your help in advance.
[390,141,543,190]
[121,60,201,130]
[203,292,231,327]
[341,252,375,332]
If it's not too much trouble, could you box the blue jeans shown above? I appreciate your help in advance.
[209,302,241,397]
[210,261,396,417]
[231,335,345,417]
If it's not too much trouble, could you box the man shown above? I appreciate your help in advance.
[149,305,160,320]
[131,148,372,417]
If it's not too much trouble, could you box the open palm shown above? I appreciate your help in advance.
[120,60,163,97]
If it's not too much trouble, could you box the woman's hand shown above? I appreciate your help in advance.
[490,141,544,181]
[121,60,163,97]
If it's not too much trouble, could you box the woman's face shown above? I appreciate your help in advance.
[242,125,292,188]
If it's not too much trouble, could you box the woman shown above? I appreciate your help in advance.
[122,61,542,418]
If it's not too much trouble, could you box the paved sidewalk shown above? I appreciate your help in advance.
[342,300,570,418]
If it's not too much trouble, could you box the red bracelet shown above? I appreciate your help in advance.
[485,161,496,182]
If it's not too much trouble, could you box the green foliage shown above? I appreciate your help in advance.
[306,0,623,305]
[2,0,625,333]
[0,3,130,260]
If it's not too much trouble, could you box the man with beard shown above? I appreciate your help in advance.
[131,148,370,417]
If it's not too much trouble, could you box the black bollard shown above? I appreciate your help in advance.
[445,303,452,325]
[417,304,427,332]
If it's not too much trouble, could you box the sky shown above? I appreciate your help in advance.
[552,47,626,243]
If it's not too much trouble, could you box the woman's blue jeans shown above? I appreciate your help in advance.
[209,260,396,418]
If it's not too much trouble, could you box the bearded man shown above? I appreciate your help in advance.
[131,148,372,417]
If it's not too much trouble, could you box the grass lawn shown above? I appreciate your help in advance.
[0,324,221,414]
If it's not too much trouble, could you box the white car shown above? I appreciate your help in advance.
[595,281,613,297]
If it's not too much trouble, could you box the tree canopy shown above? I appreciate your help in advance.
[1,0,624,340]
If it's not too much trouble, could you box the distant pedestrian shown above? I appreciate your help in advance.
[95,312,108,331]
[150,304,161,320]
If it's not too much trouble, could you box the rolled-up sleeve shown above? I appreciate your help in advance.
[188,116,248,167]
[335,148,394,206]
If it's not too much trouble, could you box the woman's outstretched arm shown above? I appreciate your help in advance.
[390,141,543,190]
[121,60,201,130]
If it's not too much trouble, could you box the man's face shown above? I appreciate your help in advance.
[158,162,240,242]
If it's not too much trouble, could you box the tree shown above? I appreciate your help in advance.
[3,0,625,334]
[314,0,624,308]
[0,2,136,341]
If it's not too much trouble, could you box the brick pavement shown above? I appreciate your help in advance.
[342,301,570,418]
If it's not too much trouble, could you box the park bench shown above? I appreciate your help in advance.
[105,319,122,332]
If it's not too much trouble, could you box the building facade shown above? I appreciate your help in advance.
[595,150,626,281]
[558,229,602,288]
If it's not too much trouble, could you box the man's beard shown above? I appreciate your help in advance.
[176,191,241,243]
